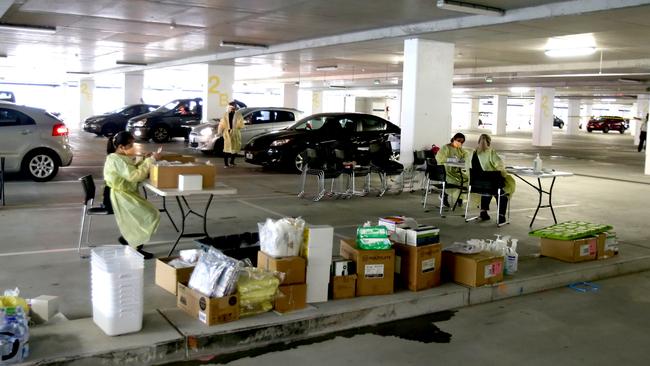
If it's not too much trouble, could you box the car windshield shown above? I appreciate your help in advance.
[289,115,330,130]
[156,101,181,113]
[106,105,129,114]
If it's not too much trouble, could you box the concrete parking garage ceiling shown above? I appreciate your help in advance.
[1,0,650,98]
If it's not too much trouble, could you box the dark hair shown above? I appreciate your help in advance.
[106,131,135,154]
[228,101,237,107]
[450,132,466,143]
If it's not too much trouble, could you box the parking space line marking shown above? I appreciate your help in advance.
[236,199,287,218]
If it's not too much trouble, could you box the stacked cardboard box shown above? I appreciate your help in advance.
[330,256,356,299]
[155,257,196,295]
[340,239,394,296]
[442,251,504,287]
[158,154,196,163]
[257,251,307,313]
[394,225,440,246]
[394,242,441,291]
[176,281,239,326]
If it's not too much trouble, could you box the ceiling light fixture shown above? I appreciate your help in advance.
[116,61,148,66]
[618,78,643,84]
[66,71,90,75]
[316,65,338,71]
[485,76,494,83]
[544,47,596,58]
[169,20,176,30]
[544,33,597,58]
[436,0,505,16]
[374,79,381,85]
[0,23,57,34]
[220,40,268,49]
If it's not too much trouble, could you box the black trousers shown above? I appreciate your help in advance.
[639,131,647,152]
[481,194,508,217]
[223,153,236,165]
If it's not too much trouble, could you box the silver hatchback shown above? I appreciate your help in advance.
[189,107,301,154]
[0,102,73,181]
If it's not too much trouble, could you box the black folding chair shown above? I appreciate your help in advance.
[369,140,404,197]
[78,175,113,257]
[422,158,466,217]
[298,142,344,201]
[464,169,510,227]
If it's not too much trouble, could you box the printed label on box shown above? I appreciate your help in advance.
[421,258,435,273]
[365,264,385,278]
[198,311,207,324]
[395,255,402,274]
[580,243,596,257]
[484,261,502,278]
[605,238,617,251]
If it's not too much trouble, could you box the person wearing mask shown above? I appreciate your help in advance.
[435,132,469,207]
[471,133,516,225]
[104,131,161,259]
[638,113,647,152]
[218,101,245,168]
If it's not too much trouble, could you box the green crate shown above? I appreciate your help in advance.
[529,221,613,240]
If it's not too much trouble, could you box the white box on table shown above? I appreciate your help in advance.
[178,174,203,191]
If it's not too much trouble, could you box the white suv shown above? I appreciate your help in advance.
[189,107,301,155]
[0,102,73,181]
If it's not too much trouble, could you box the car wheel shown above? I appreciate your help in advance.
[602,127,609,134]
[211,138,224,156]
[101,124,119,137]
[152,125,170,143]
[22,150,59,182]
[293,150,307,174]
[559,122,564,129]
[619,128,625,134]
[587,128,593,132]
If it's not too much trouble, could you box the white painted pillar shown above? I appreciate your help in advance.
[566,99,580,135]
[282,83,299,109]
[470,97,480,129]
[400,38,454,166]
[494,95,507,135]
[582,103,592,130]
[532,87,555,146]
[344,95,356,112]
[635,96,649,146]
[311,91,323,114]
[123,71,144,105]
[79,78,94,125]
[201,63,234,123]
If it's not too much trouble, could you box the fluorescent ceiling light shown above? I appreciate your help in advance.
[544,47,596,58]
[329,85,347,89]
[116,61,148,66]
[316,65,338,71]
[601,98,616,102]
[545,33,597,58]
[485,76,493,83]
[436,0,505,16]
[220,40,268,49]
[373,79,381,85]
[0,23,56,34]
[510,87,530,93]
[66,71,90,75]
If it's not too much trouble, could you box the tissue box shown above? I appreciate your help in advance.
[178,174,203,191]
[30,295,60,322]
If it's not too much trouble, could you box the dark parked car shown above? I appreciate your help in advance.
[83,104,158,137]
[244,112,400,172]
[126,98,202,142]
[586,116,629,134]
[553,116,564,129]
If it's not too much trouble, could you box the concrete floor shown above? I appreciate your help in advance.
[1,128,649,363]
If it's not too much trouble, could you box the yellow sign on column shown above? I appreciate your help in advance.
[80,82,93,102]
[208,75,230,106]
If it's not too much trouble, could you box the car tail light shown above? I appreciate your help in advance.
[52,123,69,136]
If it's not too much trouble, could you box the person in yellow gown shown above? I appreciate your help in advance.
[103,131,161,259]
[435,132,470,207]
[218,101,245,168]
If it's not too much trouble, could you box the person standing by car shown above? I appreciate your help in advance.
[218,101,245,167]
[638,113,648,152]
[436,132,469,207]
[471,134,516,225]
[104,131,161,259]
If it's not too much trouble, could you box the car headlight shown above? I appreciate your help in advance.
[133,119,147,127]
[270,138,292,146]
[200,127,215,137]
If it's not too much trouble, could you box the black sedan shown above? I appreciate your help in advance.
[244,112,400,172]
[82,104,158,137]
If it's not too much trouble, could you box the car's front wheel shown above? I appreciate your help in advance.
[602,127,609,134]
[558,122,564,129]
[292,150,307,174]
[152,125,170,143]
[22,149,59,182]
[619,127,625,134]
[587,128,593,132]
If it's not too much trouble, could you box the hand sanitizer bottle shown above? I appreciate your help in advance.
[533,153,543,173]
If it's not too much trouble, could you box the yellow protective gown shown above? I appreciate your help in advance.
[103,153,160,247]
[218,111,245,154]
[473,148,516,195]
[435,143,470,202]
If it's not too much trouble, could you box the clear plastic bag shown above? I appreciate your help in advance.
[258,217,306,257]
[188,248,241,298]
[237,267,281,317]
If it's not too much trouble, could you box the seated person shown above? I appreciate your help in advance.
[435,132,469,207]
[178,105,189,115]
[470,134,516,224]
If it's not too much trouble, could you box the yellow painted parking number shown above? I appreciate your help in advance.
[208,75,230,106]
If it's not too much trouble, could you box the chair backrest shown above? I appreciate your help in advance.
[469,168,504,193]
[426,158,446,182]
[413,150,426,165]
[79,175,96,205]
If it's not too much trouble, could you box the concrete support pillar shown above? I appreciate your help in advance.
[124,72,144,105]
[566,99,580,135]
[494,95,507,135]
[400,38,454,166]
[79,78,94,126]
[282,83,299,109]
[582,103,593,130]
[344,95,356,112]
[532,87,555,146]
[470,97,480,129]
[201,63,234,123]
[311,91,323,114]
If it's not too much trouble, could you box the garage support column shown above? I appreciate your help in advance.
[532,87,555,146]
[566,99,580,135]
[79,78,94,126]
[494,95,507,135]
[311,91,323,114]
[344,95,356,112]
[400,38,454,166]
[470,97,480,129]
[202,64,234,123]
[582,103,592,130]
[282,83,299,109]
[123,71,144,105]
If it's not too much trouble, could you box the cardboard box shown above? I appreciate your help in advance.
[394,243,441,291]
[178,174,202,191]
[330,275,357,300]
[331,256,355,276]
[176,282,239,326]
[597,232,617,260]
[339,239,394,296]
[159,154,196,163]
[540,236,597,263]
[442,251,504,287]
[257,251,306,284]
[150,163,216,189]
[155,257,195,295]
[274,283,307,313]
